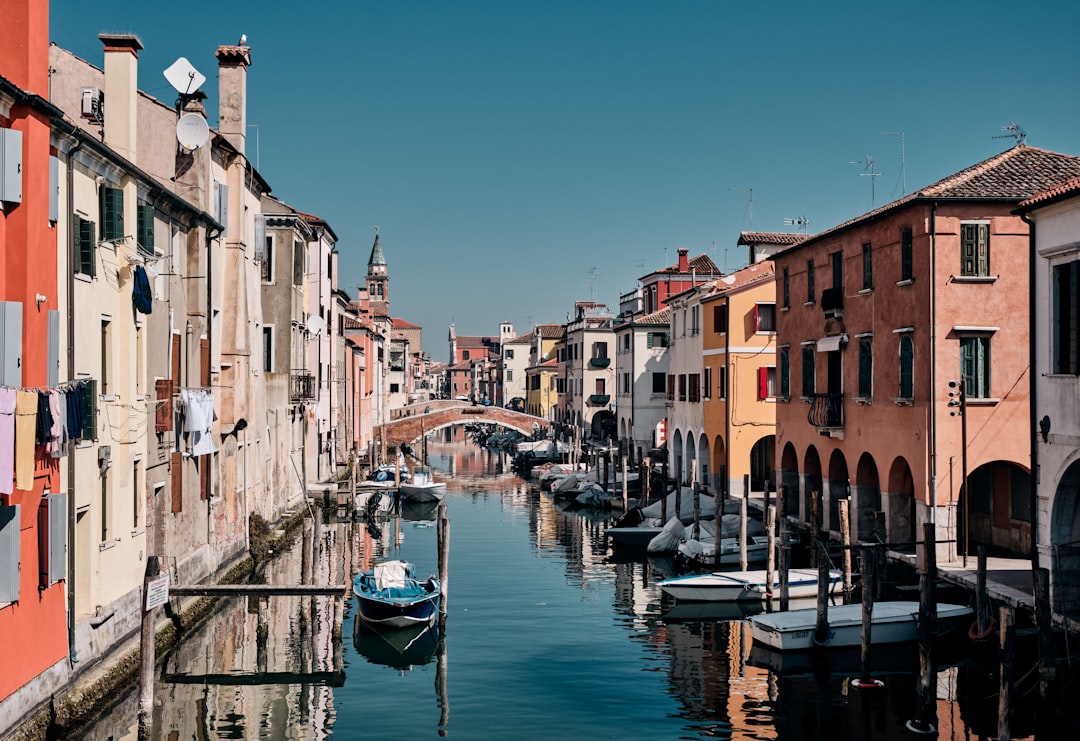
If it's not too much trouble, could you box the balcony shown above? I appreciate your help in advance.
[587,394,611,407]
[807,393,843,430]
[588,357,610,369]
[291,372,316,401]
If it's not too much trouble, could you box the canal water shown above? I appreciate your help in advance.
[74,438,1056,740]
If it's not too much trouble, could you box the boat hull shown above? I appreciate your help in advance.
[749,600,973,651]
[353,564,441,629]
[659,568,840,603]
[398,482,446,503]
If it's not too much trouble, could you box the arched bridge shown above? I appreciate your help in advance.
[377,403,551,450]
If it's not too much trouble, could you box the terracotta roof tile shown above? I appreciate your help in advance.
[737,232,809,246]
[652,253,721,275]
[1018,174,1080,209]
[392,317,421,329]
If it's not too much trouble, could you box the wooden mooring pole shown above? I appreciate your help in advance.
[838,499,853,602]
[998,605,1016,741]
[778,485,790,610]
[137,556,162,740]
[814,535,830,647]
[621,455,629,513]
[811,491,821,567]
[740,474,750,570]
[438,501,451,615]
[765,505,776,608]
[852,545,882,690]
[976,544,989,635]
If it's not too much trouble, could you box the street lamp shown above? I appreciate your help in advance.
[947,379,968,566]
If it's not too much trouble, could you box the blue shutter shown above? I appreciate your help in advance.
[48,494,67,585]
[0,505,19,603]
[0,301,23,388]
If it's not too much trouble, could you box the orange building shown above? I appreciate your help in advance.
[771,145,1080,560]
[0,0,67,703]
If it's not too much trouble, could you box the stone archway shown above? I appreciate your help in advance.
[696,432,710,492]
[854,452,882,541]
[960,461,1031,558]
[672,430,684,487]
[780,442,799,518]
[685,430,698,486]
[886,457,916,550]
[803,446,823,528]
[1050,458,1080,616]
[750,435,776,494]
[712,434,727,498]
[826,449,850,532]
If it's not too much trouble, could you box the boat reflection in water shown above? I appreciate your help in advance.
[353,614,440,672]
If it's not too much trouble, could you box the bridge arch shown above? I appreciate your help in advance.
[377,404,551,450]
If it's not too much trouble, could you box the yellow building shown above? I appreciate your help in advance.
[526,324,564,420]
[702,260,777,497]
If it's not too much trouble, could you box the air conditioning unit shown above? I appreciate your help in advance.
[81,87,104,121]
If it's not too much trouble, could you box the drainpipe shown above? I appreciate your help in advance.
[724,296,730,502]
[1020,210,1039,572]
[64,133,82,664]
[205,224,221,545]
[929,201,938,531]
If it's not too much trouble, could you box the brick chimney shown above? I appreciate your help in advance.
[677,247,689,272]
[99,33,143,164]
[215,44,251,156]
[0,0,49,94]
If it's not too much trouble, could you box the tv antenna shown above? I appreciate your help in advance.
[729,186,753,231]
[586,266,600,301]
[993,121,1026,146]
[881,131,906,195]
[783,215,811,233]
[849,154,882,207]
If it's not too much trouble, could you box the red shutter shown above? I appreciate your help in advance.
[753,303,760,332]
[758,367,769,400]
[171,451,183,513]
[155,379,174,433]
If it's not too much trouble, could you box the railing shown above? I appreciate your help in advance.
[587,394,611,407]
[807,393,844,428]
[589,357,610,369]
[291,372,316,401]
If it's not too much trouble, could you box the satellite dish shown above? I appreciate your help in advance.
[307,315,326,337]
[163,57,206,95]
[176,113,209,150]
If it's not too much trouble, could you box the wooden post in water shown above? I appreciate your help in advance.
[998,605,1016,741]
[814,535,830,647]
[765,505,776,606]
[256,595,269,674]
[603,449,610,493]
[438,501,450,614]
[778,485,790,610]
[1034,567,1056,709]
[692,483,701,538]
[976,545,989,635]
[858,545,875,685]
[621,455,629,513]
[838,499,853,602]
[137,556,161,740]
[643,456,652,505]
[739,485,749,571]
[811,491,821,567]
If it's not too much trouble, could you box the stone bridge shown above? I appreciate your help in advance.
[377,403,551,450]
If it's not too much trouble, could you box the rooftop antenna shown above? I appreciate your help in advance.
[586,266,600,302]
[993,121,1026,146]
[881,130,906,195]
[849,154,882,207]
[729,186,753,231]
[784,215,811,233]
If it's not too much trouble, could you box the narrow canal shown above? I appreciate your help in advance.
[74,437,1060,740]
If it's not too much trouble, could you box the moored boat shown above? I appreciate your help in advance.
[398,465,446,503]
[353,560,441,629]
[659,568,841,603]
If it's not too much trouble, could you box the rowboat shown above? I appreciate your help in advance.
[748,600,973,651]
[353,560,441,629]
[658,568,841,603]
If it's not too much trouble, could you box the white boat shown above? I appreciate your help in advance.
[678,534,776,566]
[748,600,973,652]
[647,514,762,554]
[659,568,842,603]
[607,488,716,547]
[398,466,446,503]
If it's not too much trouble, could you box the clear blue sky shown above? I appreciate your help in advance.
[49,0,1080,352]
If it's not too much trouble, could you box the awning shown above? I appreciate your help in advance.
[816,335,845,352]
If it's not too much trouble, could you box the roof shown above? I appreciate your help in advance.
[614,306,670,330]
[456,335,498,348]
[392,317,421,329]
[368,233,386,267]
[1017,174,1080,211]
[703,260,775,299]
[737,232,809,247]
[650,253,721,276]
[536,323,565,339]
[778,145,1080,256]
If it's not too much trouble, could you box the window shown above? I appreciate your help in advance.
[807,260,816,303]
[703,367,712,399]
[802,347,816,396]
[688,373,700,403]
[390,383,400,393]
[621,372,631,394]
[1053,261,1079,374]
[782,268,790,309]
[75,216,96,277]
[1,504,19,603]
[652,372,666,394]
[622,334,631,351]
[463,350,470,360]
[960,223,990,276]
[263,327,273,372]
[647,332,669,348]
[260,231,273,282]
[100,466,110,542]
[667,374,675,401]
[100,318,112,394]
[831,251,843,291]
[293,240,304,286]
[779,349,790,398]
[901,228,913,281]
[713,304,727,333]
[678,374,687,402]
[858,340,873,398]
[505,369,513,382]
[690,306,700,335]
[505,348,515,359]
[592,342,607,359]
[960,336,991,398]
[758,366,777,399]
[100,185,124,242]
[718,366,727,399]
[133,460,142,529]
[862,243,873,290]
[136,200,154,255]
[37,494,66,589]
[755,303,776,333]
[899,335,914,398]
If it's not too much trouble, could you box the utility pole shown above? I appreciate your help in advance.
[948,378,968,566]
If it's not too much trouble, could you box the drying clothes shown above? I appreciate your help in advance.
[132,264,153,314]
[35,391,53,446]
[15,390,37,490]
[181,389,217,456]
[48,390,67,458]
[0,389,15,495]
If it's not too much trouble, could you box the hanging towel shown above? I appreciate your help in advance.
[0,389,15,495]
[132,264,153,314]
[15,390,37,490]
[48,390,67,458]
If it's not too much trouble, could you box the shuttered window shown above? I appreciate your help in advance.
[0,505,20,603]
[137,201,155,255]
[899,336,914,399]
[862,243,873,290]
[81,379,98,441]
[713,304,727,334]
[960,223,990,277]
[37,494,67,588]
[75,216,96,277]
[960,336,991,398]
[802,347,816,396]
[758,366,776,399]
[858,340,873,398]
[779,349,790,398]
[100,186,124,242]
[807,260,816,303]
[171,451,183,514]
[155,378,174,433]
[901,228,913,281]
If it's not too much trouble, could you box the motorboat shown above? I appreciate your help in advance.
[398,466,446,503]
[658,568,842,602]
[353,560,441,629]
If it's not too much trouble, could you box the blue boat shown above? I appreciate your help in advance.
[353,560,441,628]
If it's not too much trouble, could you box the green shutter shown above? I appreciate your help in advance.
[647,332,654,349]
[137,201,155,255]
[81,379,98,441]
[901,228,913,280]
[78,217,96,277]
[101,186,124,241]
[802,348,815,396]
[858,340,872,397]
[976,224,989,277]
[899,337,914,398]
[779,350,790,397]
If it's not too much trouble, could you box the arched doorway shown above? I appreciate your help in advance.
[827,450,850,532]
[750,434,776,494]
[672,430,684,488]
[780,442,799,518]
[959,461,1031,559]
[886,457,915,550]
[696,433,710,492]
[712,435,727,499]
[685,430,698,486]
[590,410,615,441]
[803,446,823,528]
[1050,459,1080,616]
[854,453,882,541]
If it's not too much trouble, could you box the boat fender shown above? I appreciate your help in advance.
[967,616,997,642]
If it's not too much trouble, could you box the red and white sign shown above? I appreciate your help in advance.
[656,418,667,445]
[145,574,170,611]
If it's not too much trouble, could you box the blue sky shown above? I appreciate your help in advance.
[49,0,1080,354]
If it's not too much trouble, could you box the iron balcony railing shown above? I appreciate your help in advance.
[587,394,611,407]
[807,392,843,429]
[588,357,611,369]
[291,372,316,401]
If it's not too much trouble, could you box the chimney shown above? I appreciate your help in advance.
[677,248,689,273]
[0,0,49,94]
[99,33,143,164]
[215,44,251,156]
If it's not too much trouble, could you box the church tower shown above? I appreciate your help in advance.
[367,229,388,306]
